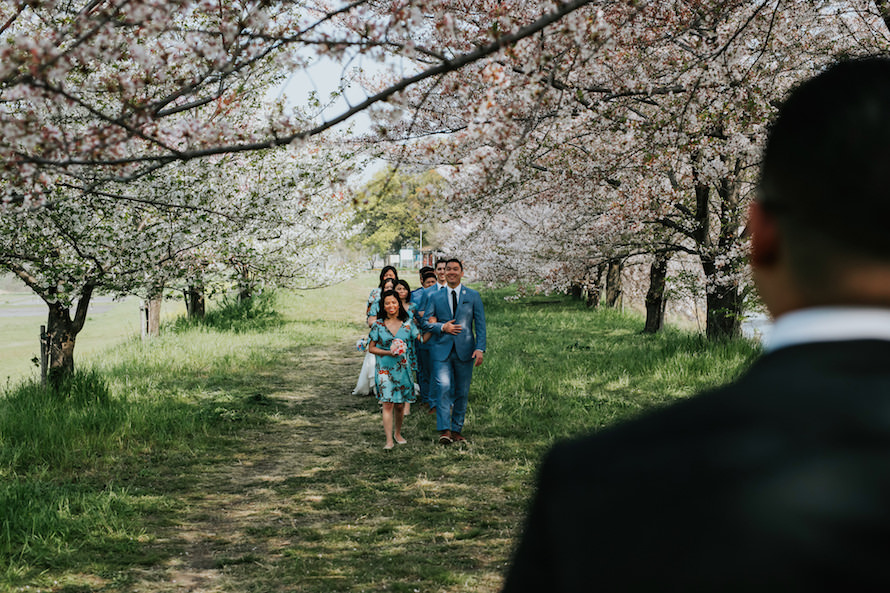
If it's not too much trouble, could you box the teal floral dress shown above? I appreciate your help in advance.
[404,302,420,380]
[366,288,382,319]
[369,318,419,404]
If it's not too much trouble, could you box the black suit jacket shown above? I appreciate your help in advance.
[502,340,890,592]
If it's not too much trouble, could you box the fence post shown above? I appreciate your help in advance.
[39,325,48,386]
[139,301,148,340]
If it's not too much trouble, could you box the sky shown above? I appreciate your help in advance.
[272,55,375,135]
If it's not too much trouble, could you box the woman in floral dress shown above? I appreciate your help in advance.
[353,273,397,396]
[368,290,422,449]
[366,277,396,326]
[394,279,419,416]
[365,266,398,327]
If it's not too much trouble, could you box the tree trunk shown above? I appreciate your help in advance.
[701,255,742,340]
[142,284,164,338]
[604,259,623,308]
[146,297,162,337]
[688,161,746,341]
[643,252,671,334]
[585,264,604,309]
[237,266,253,302]
[184,284,205,319]
[570,282,583,300]
[45,284,94,383]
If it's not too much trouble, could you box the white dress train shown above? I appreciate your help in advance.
[352,351,376,396]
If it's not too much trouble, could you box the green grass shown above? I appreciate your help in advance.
[472,291,760,450]
[0,292,186,386]
[0,274,760,592]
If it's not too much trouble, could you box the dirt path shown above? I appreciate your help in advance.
[126,337,375,592]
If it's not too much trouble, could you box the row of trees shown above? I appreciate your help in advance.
[1,0,601,379]
[358,0,890,338]
[1,145,357,376]
[6,0,890,382]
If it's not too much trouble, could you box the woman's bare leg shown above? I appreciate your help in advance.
[382,402,395,449]
[394,403,406,444]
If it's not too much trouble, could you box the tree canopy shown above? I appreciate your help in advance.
[351,167,445,258]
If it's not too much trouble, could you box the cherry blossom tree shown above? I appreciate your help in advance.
[0,139,358,378]
[371,0,890,338]
[0,0,602,211]
[0,0,617,376]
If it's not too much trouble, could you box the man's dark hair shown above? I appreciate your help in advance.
[435,258,447,268]
[445,258,463,270]
[422,271,437,283]
[378,265,398,287]
[419,266,434,276]
[759,57,890,292]
[379,290,408,322]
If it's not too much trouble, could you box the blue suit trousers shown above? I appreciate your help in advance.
[433,346,474,433]
[416,340,432,406]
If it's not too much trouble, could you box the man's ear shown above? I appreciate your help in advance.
[748,201,781,268]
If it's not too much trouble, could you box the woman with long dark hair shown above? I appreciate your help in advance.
[368,290,424,449]
[353,268,398,396]
[366,266,398,327]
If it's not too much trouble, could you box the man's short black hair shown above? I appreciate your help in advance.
[422,271,437,282]
[419,266,434,275]
[435,259,447,267]
[445,258,463,270]
[759,57,890,290]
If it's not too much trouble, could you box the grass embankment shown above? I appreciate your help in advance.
[0,277,759,592]
[0,292,185,385]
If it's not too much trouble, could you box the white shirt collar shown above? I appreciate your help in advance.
[764,306,890,352]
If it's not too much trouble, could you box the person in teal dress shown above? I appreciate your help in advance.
[366,266,398,327]
[394,279,420,415]
[354,274,397,396]
[368,290,423,449]
[366,277,396,326]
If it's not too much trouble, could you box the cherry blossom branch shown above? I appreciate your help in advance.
[25,0,600,172]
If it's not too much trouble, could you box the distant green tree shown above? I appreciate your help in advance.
[352,168,445,258]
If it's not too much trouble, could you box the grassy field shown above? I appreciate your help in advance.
[0,287,186,385]
[0,274,760,592]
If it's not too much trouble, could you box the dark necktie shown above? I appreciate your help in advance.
[451,289,458,317]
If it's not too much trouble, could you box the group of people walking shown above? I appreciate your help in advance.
[354,259,487,449]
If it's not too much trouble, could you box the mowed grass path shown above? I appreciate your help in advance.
[0,275,759,592]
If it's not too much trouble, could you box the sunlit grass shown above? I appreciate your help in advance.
[0,275,760,592]
[471,291,760,452]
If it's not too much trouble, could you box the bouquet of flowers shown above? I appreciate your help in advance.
[390,338,407,356]
[355,337,369,352]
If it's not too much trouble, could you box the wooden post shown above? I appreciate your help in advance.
[147,297,161,337]
[140,301,148,340]
[39,325,48,386]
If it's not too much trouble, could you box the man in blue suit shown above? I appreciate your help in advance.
[421,259,448,414]
[422,258,486,444]
[412,267,437,410]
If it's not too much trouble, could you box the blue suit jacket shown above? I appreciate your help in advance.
[422,285,486,362]
[410,287,427,317]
